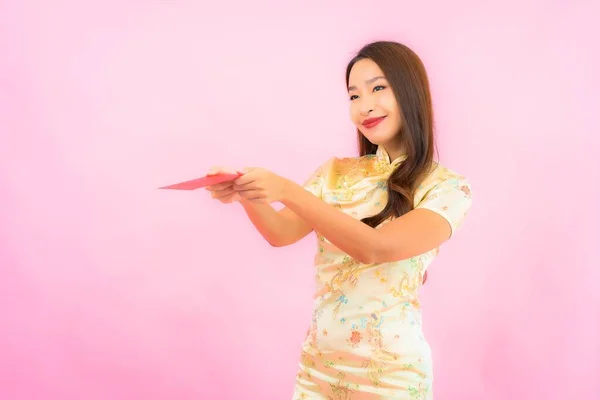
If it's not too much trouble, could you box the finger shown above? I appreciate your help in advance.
[237,189,265,201]
[207,166,223,176]
[220,192,240,203]
[207,166,239,176]
[234,170,257,185]
[206,181,234,191]
[232,182,258,191]
[211,187,236,199]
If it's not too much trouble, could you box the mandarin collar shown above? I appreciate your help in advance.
[375,145,406,169]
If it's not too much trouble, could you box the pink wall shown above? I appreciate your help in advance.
[1,1,599,399]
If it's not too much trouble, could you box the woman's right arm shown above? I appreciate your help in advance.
[238,200,313,247]
[205,167,313,247]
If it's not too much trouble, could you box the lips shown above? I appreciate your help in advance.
[362,116,386,129]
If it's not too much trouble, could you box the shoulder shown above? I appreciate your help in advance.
[329,154,377,174]
[303,155,376,193]
[416,162,472,200]
[303,155,365,194]
[308,154,375,177]
[414,162,473,236]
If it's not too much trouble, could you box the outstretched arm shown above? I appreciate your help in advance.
[234,167,472,264]
[238,200,313,247]
[280,179,452,263]
[205,168,312,247]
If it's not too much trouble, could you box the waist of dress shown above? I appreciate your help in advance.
[313,284,421,306]
[305,298,428,354]
[312,293,422,321]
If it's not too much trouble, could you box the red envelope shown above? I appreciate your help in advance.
[159,173,241,190]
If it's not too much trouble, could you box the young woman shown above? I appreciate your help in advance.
[206,41,472,399]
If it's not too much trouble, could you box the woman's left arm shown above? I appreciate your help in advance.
[234,168,472,264]
[282,179,454,263]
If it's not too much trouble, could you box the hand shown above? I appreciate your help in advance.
[205,166,244,204]
[233,167,288,203]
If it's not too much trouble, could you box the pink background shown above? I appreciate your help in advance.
[1,1,599,399]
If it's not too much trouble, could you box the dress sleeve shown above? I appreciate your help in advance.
[414,176,473,237]
[302,158,332,200]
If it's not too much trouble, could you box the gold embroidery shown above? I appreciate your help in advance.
[294,145,471,398]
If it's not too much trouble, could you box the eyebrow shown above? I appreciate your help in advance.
[348,76,386,91]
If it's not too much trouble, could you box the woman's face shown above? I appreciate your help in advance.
[348,58,402,148]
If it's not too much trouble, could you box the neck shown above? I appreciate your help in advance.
[382,143,405,162]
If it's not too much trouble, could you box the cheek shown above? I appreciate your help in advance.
[380,93,399,115]
[349,103,361,126]
[381,96,401,125]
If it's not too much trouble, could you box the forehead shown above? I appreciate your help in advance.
[348,58,385,83]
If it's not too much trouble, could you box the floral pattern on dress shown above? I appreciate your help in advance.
[293,146,472,399]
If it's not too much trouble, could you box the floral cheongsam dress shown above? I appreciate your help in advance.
[292,146,473,400]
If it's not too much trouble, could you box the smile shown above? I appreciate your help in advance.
[362,116,386,129]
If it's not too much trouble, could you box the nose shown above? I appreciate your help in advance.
[359,96,375,116]
[360,108,374,116]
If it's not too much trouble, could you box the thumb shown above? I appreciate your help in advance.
[208,166,238,176]
[237,167,254,175]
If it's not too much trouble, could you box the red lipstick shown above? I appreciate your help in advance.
[362,116,386,129]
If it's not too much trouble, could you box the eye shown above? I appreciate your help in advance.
[373,85,386,92]
[349,94,359,101]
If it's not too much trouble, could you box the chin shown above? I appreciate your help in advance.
[362,133,394,146]
[365,138,384,146]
